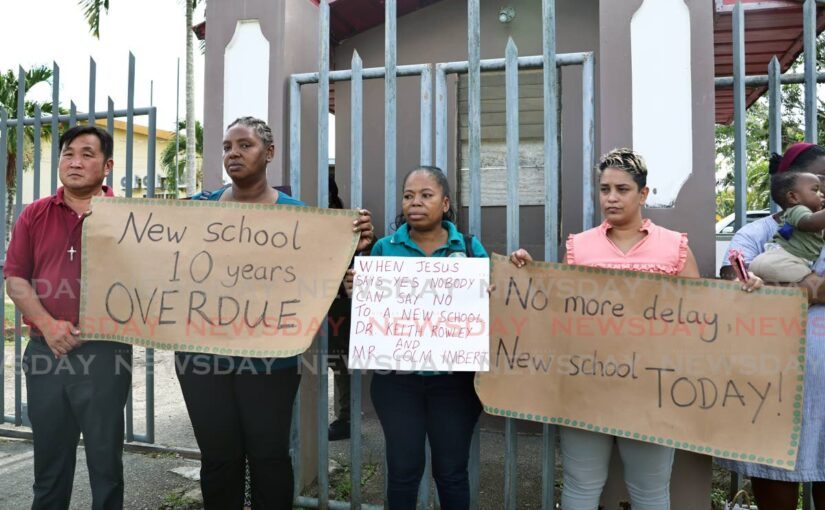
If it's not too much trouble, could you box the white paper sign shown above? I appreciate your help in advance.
[349,256,490,371]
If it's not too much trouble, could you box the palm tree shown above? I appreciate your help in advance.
[184,0,199,196]
[77,0,202,195]
[161,120,203,197]
[0,66,59,238]
[78,0,110,38]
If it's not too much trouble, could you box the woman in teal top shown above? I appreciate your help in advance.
[176,116,374,510]
[369,166,487,510]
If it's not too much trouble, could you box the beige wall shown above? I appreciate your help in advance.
[202,0,320,194]
[21,125,173,203]
[599,0,716,277]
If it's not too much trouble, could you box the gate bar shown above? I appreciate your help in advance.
[14,67,26,428]
[292,64,431,85]
[89,58,96,126]
[1,108,8,424]
[768,56,782,214]
[542,2,560,505]
[804,0,817,143]
[732,1,747,231]
[33,107,41,202]
[50,63,60,194]
[503,37,520,510]
[350,49,364,510]
[384,0,397,237]
[4,108,156,127]
[317,2,331,508]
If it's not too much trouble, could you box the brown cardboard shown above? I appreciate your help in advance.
[476,254,807,469]
[79,197,359,358]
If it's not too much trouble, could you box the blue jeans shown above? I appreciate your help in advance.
[560,427,674,510]
[371,372,481,510]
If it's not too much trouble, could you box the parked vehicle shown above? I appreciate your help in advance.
[714,209,772,276]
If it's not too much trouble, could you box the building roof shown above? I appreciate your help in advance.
[714,0,825,124]
[94,119,175,141]
[309,0,446,45]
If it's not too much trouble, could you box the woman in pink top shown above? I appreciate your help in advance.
[509,148,762,510]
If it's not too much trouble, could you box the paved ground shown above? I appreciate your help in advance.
[0,345,558,509]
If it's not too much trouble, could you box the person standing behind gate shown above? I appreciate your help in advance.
[4,126,132,510]
[328,175,356,441]
[718,142,825,510]
[175,116,375,510]
[509,148,761,510]
[368,166,488,510]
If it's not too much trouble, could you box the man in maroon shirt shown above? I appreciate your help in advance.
[4,125,132,510]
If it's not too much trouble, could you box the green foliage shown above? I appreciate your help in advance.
[160,120,203,196]
[0,66,63,240]
[328,461,379,501]
[0,65,60,183]
[159,489,199,510]
[715,35,825,219]
[77,0,110,39]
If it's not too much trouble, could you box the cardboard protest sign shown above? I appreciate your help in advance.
[349,256,490,371]
[475,254,807,469]
[79,197,359,357]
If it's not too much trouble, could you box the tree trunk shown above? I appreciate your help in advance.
[185,0,197,195]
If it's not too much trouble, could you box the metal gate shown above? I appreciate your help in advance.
[0,53,159,444]
[4,0,819,508]
[287,1,594,508]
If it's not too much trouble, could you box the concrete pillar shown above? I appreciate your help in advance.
[202,0,322,490]
[203,0,320,194]
[598,0,716,507]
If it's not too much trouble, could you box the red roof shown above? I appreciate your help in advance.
[309,0,447,45]
[714,0,825,124]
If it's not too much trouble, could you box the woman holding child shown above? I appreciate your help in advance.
[719,142,825,509]
[510,148,762,509]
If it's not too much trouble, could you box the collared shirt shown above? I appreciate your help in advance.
[371,221,488,258]
[4,186,115,334]
[370,221,488,375]
[566,218,688,275]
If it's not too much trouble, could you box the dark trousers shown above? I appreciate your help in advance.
[23,338,132,510]
[328,297,351,422]
[175,354,301,510]
[371,372,482,510]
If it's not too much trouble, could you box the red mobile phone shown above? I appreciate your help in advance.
[728,249,748,282]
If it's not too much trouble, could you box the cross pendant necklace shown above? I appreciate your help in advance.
[65,212,82,263]
[64,189,101,263]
